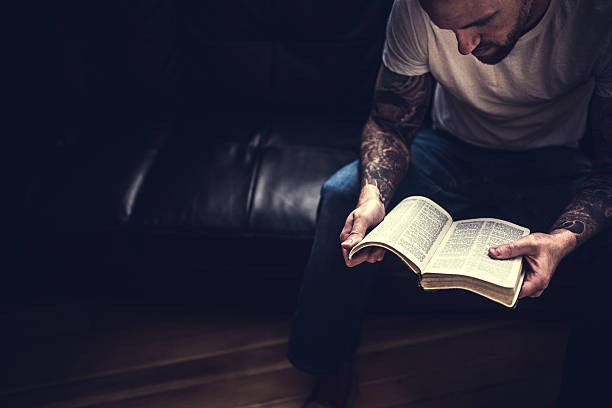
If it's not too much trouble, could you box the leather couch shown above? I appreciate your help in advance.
[11,0,577,314]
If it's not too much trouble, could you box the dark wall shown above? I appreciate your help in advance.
[8,1,394,301]
[178,0,393,115]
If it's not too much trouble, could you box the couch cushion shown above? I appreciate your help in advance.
[131,112,264,231]
[131,112,362,236]
[29,118,170,231]
[249,114,361,235]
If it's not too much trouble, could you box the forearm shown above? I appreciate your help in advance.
[550,172,612,248]
[550,95,612,250]
[359,118,411,207]
[359,67,433,207]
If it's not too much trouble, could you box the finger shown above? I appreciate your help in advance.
[519,274,548,299]
[489,235,539,260]
[369,247,386,262]
[341,216,369,249]
[342,246,350,265]
[519,270,537,299]
[346,248,373,267]
[366,248,379,263]
[519,279,538,299]
[341,232,364,249]
[339,213,355,242]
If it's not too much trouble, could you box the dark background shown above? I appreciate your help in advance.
[6,0,399,311]
[6,0,583,316]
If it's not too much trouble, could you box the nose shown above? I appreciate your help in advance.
[455,30,481,55]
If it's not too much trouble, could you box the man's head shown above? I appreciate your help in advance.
[419,0,538,65]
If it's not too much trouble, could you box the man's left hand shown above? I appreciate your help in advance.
[488,230,576,299]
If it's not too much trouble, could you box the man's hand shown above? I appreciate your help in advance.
[339,185,386,267]
[488,230,576,299]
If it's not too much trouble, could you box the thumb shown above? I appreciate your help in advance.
[341,217,368,248]
[489,235,537,259]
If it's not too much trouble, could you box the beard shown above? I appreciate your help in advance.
[474,0,534,65]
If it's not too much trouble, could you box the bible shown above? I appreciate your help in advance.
[348,196,530,308]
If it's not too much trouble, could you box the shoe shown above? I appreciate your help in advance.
[302,372,359,408]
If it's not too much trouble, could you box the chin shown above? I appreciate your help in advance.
[475,54,507,65]
[474,46,514,65]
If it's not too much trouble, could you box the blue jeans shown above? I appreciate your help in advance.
[287,127,600,376]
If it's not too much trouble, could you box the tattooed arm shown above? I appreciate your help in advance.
[340,65,433,267]
[360,65,434,206]
[489,95,612,298]
[550,95,612,246]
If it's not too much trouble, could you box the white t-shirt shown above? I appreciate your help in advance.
[382,0,612,150]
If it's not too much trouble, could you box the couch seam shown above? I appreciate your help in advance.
[245,127,267,232]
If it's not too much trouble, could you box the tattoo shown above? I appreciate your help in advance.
[553,220,585,234]
[360,65,433,206]
[550,95,612,247]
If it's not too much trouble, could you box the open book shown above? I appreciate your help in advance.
[348,196,530,308]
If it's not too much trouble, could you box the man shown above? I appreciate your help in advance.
[287,0,612,406]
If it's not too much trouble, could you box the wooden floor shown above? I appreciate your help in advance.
[0,298,568,408]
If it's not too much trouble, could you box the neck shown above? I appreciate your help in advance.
[524,0,552,33]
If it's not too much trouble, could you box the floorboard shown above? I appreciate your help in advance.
[1,299,568,408]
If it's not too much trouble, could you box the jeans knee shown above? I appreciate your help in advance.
[320,178,359,216]
[319,162,360,210]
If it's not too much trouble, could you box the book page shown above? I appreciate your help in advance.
[349,196,453,272]
[424,218,529,288]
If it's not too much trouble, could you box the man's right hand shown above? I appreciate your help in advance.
[339,185,387,267]
[339,65,430,267]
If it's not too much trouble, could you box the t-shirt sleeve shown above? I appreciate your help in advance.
[382,0,430,76]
